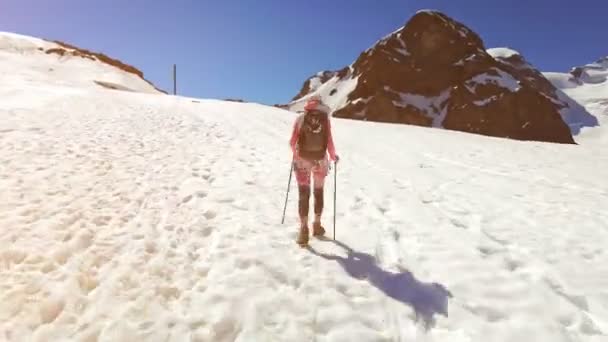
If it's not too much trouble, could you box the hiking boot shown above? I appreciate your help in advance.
[297,226,309,246]
[312,221,325,237]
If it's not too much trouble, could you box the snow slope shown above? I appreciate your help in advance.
[2,33,608,341]
[0,32,161,94]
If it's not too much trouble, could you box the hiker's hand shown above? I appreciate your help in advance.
[333,155,340,163]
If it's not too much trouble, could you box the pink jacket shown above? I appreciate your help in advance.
[289,113,337,161]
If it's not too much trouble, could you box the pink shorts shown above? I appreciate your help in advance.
[294,156,329,189]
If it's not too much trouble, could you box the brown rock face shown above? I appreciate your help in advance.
[290,10,575,144]
[445,83,571,142]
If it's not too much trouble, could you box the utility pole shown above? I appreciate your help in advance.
[173,64,177,95]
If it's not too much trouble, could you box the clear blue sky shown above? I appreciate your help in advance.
[2,0,607,105]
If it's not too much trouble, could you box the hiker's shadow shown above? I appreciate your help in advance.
[307,240,453,329]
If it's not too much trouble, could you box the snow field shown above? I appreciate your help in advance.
[2,87,607,341]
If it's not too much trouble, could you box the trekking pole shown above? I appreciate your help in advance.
[333,160,337,240]
[281,159,294,224]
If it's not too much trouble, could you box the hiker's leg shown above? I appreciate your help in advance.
[294,159,312,227]
[312,159,329,227]
[313,187,324,223]
[298,185,310,226]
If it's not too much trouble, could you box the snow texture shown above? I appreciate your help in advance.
[473,95,500,107]
[487,47,520,59]
[388,88,451,127]
[352,97,372,105]
[454,54,480,66]
[1,31,608,342]
[466,69,521,93]
[395,47,410,57]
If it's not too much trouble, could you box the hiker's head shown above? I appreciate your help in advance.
[304,96,328,114]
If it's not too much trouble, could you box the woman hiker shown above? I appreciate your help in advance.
[289,96,339,246]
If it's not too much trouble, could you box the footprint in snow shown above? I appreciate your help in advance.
[181,195,193,204]
[203,210,217,220]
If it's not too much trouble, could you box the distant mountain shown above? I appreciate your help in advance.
[570,57,608,85]
[544,56,608,111]
[287,10,599,144]
[544,56,607,141]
